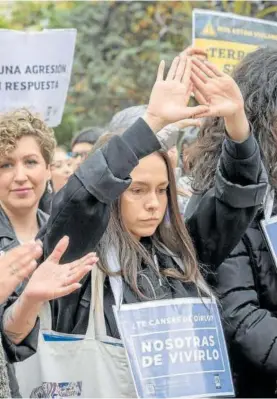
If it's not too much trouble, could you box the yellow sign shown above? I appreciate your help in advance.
[193,9,277,73]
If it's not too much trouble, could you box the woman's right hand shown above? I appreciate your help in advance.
[22,236,98,303]
[144,54,209,133]
[0,242,42,304]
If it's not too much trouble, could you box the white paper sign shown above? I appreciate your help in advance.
[0,29,76,127]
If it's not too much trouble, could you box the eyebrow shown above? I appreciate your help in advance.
[0,154,40,161]
[132,180,169,186]
[23,154,40,158]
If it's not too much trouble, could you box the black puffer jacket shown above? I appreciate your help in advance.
[213,205,277,398]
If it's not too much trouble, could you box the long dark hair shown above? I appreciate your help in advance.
[93,133,210,298]
[188,47,277,192]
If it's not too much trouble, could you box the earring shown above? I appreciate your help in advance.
[47,181,53,194]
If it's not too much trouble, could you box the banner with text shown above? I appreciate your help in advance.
[193,9,277,74]
[0,29,76,127]
[114,297,234,398]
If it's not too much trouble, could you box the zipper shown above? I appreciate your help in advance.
[152,248,162,287]
[140,273,157,299]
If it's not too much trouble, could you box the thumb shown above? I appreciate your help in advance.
[184,105,209,119]
[174,118,202,130]
[156,60,165,82]
[47,236,69,264]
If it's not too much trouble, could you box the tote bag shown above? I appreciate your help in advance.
[14,267,136,398]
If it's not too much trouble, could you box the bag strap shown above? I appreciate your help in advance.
[39,302,52,331]
[85,267,107,340]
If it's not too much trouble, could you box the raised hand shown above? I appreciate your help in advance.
[180,46,207,61]
[191,57,250,141]
[144,54,209,133]
[23,236,98,303]
[191,57,244,117]
[0,242,42,304]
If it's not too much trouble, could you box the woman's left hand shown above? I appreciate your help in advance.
[191,58,250,142]
[23,236,98,303]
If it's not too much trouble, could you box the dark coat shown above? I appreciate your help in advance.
[214,206,277,398]
[1,118,268,396]
[0,207,48,254]
[0,207,48,397]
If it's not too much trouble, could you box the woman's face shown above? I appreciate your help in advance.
[121,152,169,240]
[0,136,50,214]
[50,148,73,193]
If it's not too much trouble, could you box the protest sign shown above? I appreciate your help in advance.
[0,29,76,127]
[261,215,277,268]
[193,9,277,74]
[114,297,234,398]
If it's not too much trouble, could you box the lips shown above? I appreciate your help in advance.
[11,188,32,192]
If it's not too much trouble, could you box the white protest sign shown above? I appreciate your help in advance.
[0,29,76,127]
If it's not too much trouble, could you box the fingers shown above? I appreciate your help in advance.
[4,242,42,265]
[193,87,208,106]
[47,236,69,263]
[1,243,42,282]
[156,60,165,82]
[64,265,94,287]
[191,71,207,93]
[12,252,38,280]
[174,118,202,130]
[174,54,187,82]
[191,64,209,84]
[56,283,82,298]
[184,105,210,119]
[202,60,224,77]
[182,47,208,59]
[192,58,217,79]
[166,56,180,81]
[68,253,98,272]
[181,57,192,86]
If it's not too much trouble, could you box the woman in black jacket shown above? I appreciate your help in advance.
[187,47,277,397]
[1,53,268,396]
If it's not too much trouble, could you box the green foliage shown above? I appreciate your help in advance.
[1,0,276,144]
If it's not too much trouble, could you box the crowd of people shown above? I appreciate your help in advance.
[0,44,276,398]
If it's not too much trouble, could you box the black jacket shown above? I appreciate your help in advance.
[213,207,277,398]
[0,207,48,398]
[0,207,48,253]
[1,118,267,396]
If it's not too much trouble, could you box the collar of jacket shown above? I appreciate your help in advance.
[0,206,49,240]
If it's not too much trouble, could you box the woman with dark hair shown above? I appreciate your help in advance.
[187,47,277,397]
[1,52,268,397]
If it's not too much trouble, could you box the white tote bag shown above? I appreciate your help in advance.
[15,267,136,398]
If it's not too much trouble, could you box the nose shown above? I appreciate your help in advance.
[145,192,160,212]
[13,164,28,183]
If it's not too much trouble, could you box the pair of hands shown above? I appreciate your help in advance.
[0,237,97,305]
[145,47,249,143]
